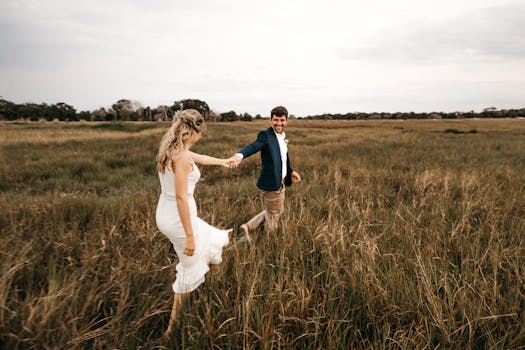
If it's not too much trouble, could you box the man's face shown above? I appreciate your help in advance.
[270,115,287,133]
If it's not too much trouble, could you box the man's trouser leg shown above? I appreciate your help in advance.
[245,186,285,232]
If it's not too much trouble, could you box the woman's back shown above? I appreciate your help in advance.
[158,155,200,199]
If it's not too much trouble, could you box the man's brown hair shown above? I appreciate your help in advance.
[270,106,288,119]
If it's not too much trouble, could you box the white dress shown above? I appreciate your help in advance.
[155,160,230,293]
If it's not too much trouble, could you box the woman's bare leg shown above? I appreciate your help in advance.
[164,293,187,337]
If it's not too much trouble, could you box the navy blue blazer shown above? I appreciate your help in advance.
[238,127,294,191]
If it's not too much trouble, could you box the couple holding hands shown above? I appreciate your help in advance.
[155,106,301,335]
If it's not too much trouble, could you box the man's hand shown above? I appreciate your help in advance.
[229,155,242,168]
[291,171,301,183]
[223,157,239,168]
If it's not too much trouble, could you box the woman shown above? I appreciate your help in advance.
[155,109,233,336]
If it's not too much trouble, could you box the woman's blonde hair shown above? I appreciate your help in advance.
[156,109,206,173]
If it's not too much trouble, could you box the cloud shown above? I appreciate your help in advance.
[1,0,524,114]
[0,4,121,68]
[336,2,525,63]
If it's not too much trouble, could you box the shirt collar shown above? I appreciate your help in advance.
[274,130,286,139]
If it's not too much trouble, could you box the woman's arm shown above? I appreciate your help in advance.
[173,156,195,256]
[188,151,232,167]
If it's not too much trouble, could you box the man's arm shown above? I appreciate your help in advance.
[230,131,267,166]
[239,131,267,158]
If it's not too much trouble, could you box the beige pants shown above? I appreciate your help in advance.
[245,186,285,232]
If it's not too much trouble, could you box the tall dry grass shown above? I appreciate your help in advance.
[1,119,524,349]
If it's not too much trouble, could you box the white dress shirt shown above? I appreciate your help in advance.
[275,131,288,179]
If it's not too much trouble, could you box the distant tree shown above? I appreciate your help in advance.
[143,106,153,121]
[104,108,116,121]
[8,101,77,121]
[42,103,55,121]
[176,99,212,121]
[54,102,77,121]
[92,108,108,121]
[137,107,152,121]
[220,110,239,122]
[239,112,253,121]
[170,101,183,114]
[77,111,91,121]
[112,99,142,121]
[0,99,17,120]
[16,103,45,121]
[153,105,171,121]
[505,109,523,118]
[255,114,262,120]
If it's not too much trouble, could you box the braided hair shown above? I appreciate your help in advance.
[156,109,206,173]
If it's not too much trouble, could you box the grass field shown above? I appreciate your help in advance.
[1,119,524,349]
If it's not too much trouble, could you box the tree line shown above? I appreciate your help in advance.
[1,97,524,121]
[303,107,525,120]
[0,98,261,122]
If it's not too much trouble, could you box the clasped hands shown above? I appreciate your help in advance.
[222,155,242,168]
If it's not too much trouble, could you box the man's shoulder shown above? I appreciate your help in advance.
[257,127,273,138]
[261,127,275,136]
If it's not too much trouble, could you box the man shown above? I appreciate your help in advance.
[231,106,301,242]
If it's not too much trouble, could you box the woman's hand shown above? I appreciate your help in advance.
[221,158,231,168]
[184,235,195,256]
[224,157,239,168]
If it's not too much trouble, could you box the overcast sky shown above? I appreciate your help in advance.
[1,0,524,116]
